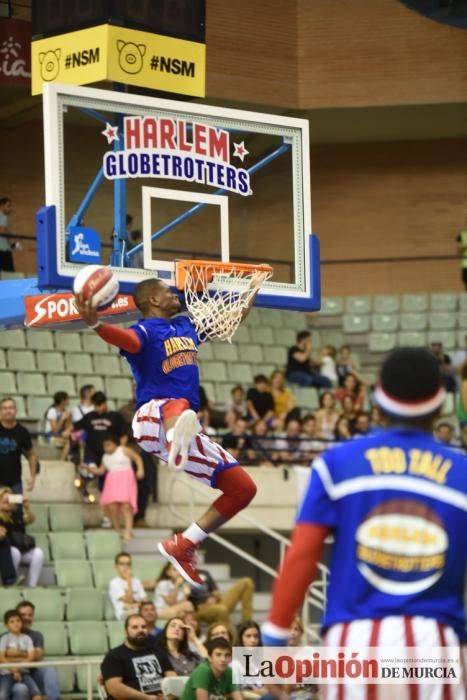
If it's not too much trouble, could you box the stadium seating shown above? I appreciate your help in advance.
[66,588,104,621]
[55,560,94,588]
[27,588,64,621]
[85,530,121,561]
[49,533,87,560]
[49,504,84,532]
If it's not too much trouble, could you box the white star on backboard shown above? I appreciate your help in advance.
[233,141,249,162]
[102,122,119,144]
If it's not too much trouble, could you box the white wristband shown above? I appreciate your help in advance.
[89,320,102,330]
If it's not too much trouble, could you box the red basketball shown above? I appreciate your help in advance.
[73,265,119,309]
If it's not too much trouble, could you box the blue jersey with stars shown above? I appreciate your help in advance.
[121,315,201,410]
[297,427,467,640]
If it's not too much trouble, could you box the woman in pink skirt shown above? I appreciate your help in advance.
[88,435,144,543]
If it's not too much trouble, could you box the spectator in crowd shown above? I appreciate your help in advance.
[274,418,307,464]
[0,524,16,586]
[181,637,240,700]
[86,435,144,543]
[221,418,254,463]
[430,341,456,393]
[300,414,324,456]
[138,601,163,638]
[335,372,366,411]
[0,609,42,700]
[354,412,371,436]
[270,370,297,430]
[74,391,127,466]
[0,397,37,494]
[153,563,194,620]
[288,617,304,647]
[434,422,455,446]
[315,392,340,441]
[286,331,332,388]
[0,197,14,272]
[341,395,358,432]
[205,622,235,645]
[250,420,275,465]
[336,344,359,386]
[71,384,95,423]
[369,406,383,432]
[153,617,205,674]
[16,601,60,700]
[232,621,266,696]
[198,386,225,433]
[119,391,156,529]
[101,613,174,699]
[224,385,247,422]
[0,489,44,587]
[319,345,338,386]
[334,416,351,441]
[44,391,73,460]
[452,334,467,371]
[187,567,254,626]
[456,359,467,424]
[109,552,147,621]
[246,375,275,425]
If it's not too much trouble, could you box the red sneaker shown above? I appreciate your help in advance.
[158,534,204,588]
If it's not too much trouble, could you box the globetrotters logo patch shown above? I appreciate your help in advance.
[101,116,251,196]
[355,499,448,595]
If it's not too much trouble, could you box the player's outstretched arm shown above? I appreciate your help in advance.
[74,293,141,353]
[241,269,270,322]
[262,522,330,645]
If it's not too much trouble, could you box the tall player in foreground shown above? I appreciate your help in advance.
[75,273,267,588]
[262,348,466,699]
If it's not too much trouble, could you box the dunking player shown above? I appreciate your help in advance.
[75,274,265,588]
[262,348,466,698]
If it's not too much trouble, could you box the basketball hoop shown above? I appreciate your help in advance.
[175,259,273,342]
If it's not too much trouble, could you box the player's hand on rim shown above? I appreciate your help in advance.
[74,292,99,327]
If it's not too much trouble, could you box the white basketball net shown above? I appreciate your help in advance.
[183,264,272,342]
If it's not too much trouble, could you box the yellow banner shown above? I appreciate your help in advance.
[31,24,205,97]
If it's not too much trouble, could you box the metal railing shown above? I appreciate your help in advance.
[0,657,103,700]
[166,470,329,643]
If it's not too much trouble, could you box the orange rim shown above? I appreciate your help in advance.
[175,259,273,291]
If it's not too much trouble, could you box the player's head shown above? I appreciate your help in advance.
[132,278,181,318]
[374,347,446,428]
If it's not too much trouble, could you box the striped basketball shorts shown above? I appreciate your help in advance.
[321,616,465,700]
[132,398,238,487]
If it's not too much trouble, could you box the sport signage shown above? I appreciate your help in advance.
[31,24,205,96]
[24,292,136,327]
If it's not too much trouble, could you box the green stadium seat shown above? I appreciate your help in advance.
[212,343,239,362]
[427,331,456,349]
[132,556,165,584]
[93,354,121,376]
[75,374,105,392]
[66,588,104,621]
[105,376,133,400]
[242,307,262,327]
[26,503,48,533]
[0,349,5,369]
[401,294,428,312]
[47,373,76,396]
[0,371,17,393]
[106,620,125,648]
[342,315,370,333]
[372,295,400,313]
[65,352,93,374]
[54,331,82,352]
[0,588,22,618]
[214,383,235,405]
[398,331,426,347]
[252,326,275,345]
[36,351,65,373]
[201,361,227,382]
[400,313,427,331]
[368,333,397,353]
[26,331,54,351]
[345,296,371,314]
[49,532,87,560]
[17,373,45,395]
[457,312,467,329]
[91,560,116,590]
[27,395,53,418]
[31,532,50,561]
[238,344,263,363]
[202,382,216,401]
[7,349,36,371]
[265,346,287,366]
[273,328,297,346]
[104,594,117,621]
[0,329,26,349]
[49,504,84,532]
[260,309,283,328]
[55,560,94,588]
[35,620,69,656]
[232,325,251,343]
[371,314,398,332]
[27,588,64,621]
[12,396,26,418]
[227,363,254,384]
[85,530,121,561]
[82,333,111,354]
[282,312,307,330]
[293,386,320,411]
[430,293,457,312]
[459,293,467,311]
[429,312,455,331]
[197,343,213,360]
[320,297,343,315]
[68,621,109,655]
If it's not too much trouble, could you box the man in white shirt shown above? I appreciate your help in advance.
[109,552,147,620]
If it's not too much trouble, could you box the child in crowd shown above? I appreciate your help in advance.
[44,391,73,459]
[336,344,359,386]
[0,610,42,700]
[181,638,241,700]
[319,345,338,386]
[87,435,144,543]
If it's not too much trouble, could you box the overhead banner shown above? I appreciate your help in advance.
[31,24,205,97]
[24,292,136,327]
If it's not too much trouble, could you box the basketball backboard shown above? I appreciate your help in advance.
[37,82,319,311]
